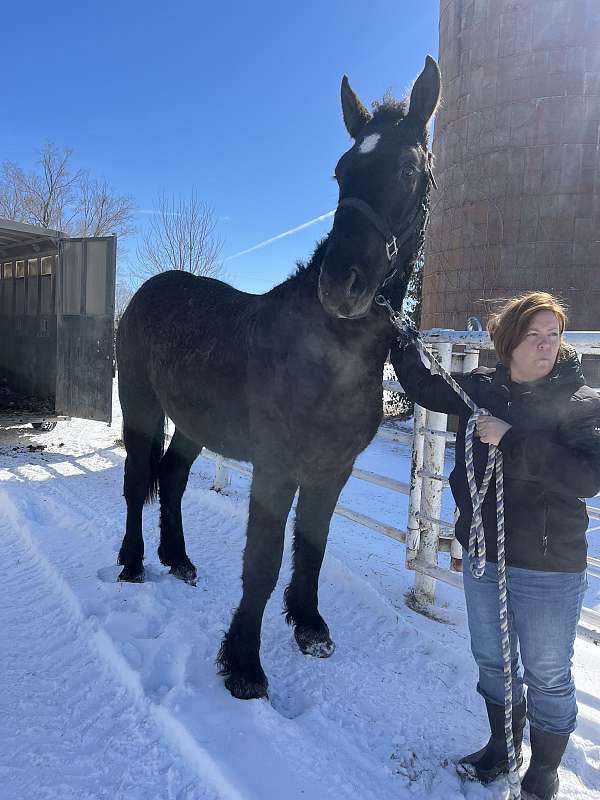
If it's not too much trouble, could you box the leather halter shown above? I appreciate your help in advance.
[335,164,435,294]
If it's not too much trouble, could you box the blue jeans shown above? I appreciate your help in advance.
[462,552,587,735]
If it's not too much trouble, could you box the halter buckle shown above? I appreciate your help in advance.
[386,236,398,261]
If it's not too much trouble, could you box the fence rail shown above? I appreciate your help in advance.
[201,329,600,645]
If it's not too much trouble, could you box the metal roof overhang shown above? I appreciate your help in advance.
[0,217,64,259]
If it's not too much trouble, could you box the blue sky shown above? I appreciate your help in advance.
[2,0,439,293]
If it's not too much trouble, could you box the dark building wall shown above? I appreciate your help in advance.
[423,0,600,332]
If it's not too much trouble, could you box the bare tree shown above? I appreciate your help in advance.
[0,142,135,239]
[0,143,82,230]
[114,277,135,327]
[76,174,136,238]
[136,191,223,278]
[35,143,83,229]
[0,162,27,221]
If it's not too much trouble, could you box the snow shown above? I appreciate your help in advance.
[0,381,598,800]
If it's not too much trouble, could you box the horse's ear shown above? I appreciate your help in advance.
[407,55,441,129]
[341,75,372,139]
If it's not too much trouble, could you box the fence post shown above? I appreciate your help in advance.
[450,347,481,571]
[213,454,231,492]
[406,402,426,566]
[413,340,452,605]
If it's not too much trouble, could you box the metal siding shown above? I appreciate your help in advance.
[0,234,114,424]
[61,240,83,315]
[0,314,57,402]
[40,274,53,314]
[0,236,60,413]
[85,240,108,314]
[15,277,25,315]
[26,273,40,316]
[55,237,116,423]
[0,273,11,315]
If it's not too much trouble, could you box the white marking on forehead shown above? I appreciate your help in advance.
[358,134,380,154]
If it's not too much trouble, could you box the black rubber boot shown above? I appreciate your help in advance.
[521,726,569,800]
[457,698,527,783]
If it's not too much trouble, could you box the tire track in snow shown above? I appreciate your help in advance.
[1,441,456,800]
[1,421,497,799]
[1,481,353,800]
[0,449,401,799]
[0,498,248,800]
[4,396,598,800]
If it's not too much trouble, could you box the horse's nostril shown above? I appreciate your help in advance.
[346,268,365,299]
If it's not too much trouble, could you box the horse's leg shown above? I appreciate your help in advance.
[217,466,297,700]
[118,403,165,583]
[284,468,352,657]
[157,427,201,585]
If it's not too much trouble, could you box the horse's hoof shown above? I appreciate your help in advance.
[169,564,197,586]
[118,565,144,583]
[224,674,268,700]
[294,625,336,658]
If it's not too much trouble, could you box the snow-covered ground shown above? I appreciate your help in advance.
[0,382,598,800]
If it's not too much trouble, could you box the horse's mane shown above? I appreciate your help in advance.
[289,237,329,279]
[371,92,407,123]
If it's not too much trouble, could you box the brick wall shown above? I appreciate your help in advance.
[423,0,600,335]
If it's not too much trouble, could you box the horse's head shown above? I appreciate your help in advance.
[318,56,441,319]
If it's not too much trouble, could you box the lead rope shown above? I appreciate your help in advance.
[376,296,521,800]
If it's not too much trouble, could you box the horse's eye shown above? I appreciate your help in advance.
[402,166,416,178]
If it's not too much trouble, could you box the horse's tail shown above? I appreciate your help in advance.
[145,413,167,504]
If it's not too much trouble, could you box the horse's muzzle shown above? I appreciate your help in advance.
[317,265,373,319]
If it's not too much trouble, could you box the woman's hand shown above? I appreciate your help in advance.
[475,415,512,446]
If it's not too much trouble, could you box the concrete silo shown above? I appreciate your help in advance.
[423,0,600,333]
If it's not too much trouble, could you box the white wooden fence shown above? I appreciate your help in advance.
[201,329,600,645]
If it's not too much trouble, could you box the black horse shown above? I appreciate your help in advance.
[116,57,441,700]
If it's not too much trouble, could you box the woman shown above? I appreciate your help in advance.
[390,292,600,800]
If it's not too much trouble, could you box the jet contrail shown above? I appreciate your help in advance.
[224,210,335,262]
[137,208,182,217]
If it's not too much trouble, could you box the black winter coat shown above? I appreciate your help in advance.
[390,343,600,572]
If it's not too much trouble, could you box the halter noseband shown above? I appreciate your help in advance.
[336,197,401,264]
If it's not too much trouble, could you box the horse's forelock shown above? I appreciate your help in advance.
[369,95,431,145]
[370,96,407,124]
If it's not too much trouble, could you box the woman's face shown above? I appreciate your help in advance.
[509,310,562,383]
